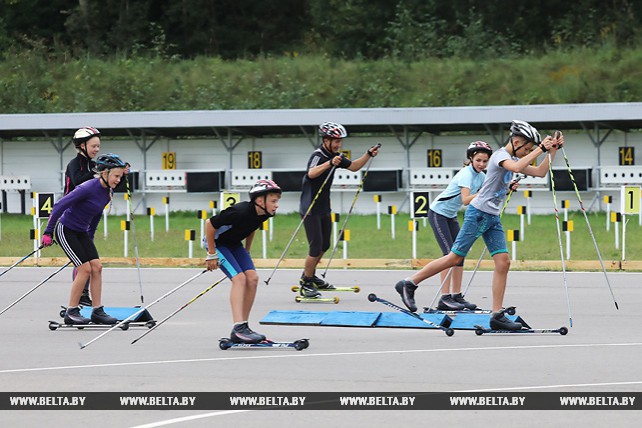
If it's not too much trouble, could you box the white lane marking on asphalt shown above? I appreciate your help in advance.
[459,380,642,392]
[129,410,252,428]
[1,342,641,374]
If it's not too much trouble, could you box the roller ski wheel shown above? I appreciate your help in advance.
[219,337,310,351]
[291,286,360,293]
[145,321,157,329]
[295,296,339,304]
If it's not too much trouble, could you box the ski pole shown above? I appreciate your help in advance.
[0,262,71,316]
[131,275,227,344]
[126,174,145,304]
[264,164,338,285]
[321,144,381,278]
[548,153,573,328]
[461,174,524,297]
[0,245,44,279]
[79,269,208,349]
[559,144,618,310]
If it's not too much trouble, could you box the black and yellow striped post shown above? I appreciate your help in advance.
[147,207,156,241]
[604,195,613,231]
[611,211,621,250]
[388,205,397,240]
[374,194,382,229]
[163,196,170,232]
[408,220,419,259]
[507,229,520,261]
[121,220,131,257]
[563,220,574,260]
[517,205,527,240]
[102,203,109,239]
[561,199,570,221]
[261,220,269,258]
[331,212,341,247]
[523,190,533,224]
[209,200,218,217]
[197,209,208,248]
[339,229,350,259]
[185,229,196,258]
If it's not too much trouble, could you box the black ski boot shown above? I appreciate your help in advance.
[64,306,91,325]
[299,276,322,298]
[490,308,522,331]
[79,290,92,307]
[452,293,477,310]
[437,294,465,310]
[91,306,117,325]
[230,322,264,344]
[312,275,336,290]
[246,324,267,341]
[394,280,418,312]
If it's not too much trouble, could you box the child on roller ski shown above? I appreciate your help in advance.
[64,127,102,307]
[298,122,380,298]
[429,141,492,311]
[395,120,563,330]
[205,179,282,344]
[41,153,129,325]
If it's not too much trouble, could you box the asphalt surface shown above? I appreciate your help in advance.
[0,266,640,427]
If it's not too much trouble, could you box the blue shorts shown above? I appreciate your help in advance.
[216,244,255,279]
[451,205,508,257]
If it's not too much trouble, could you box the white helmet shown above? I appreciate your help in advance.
[510,120,541,144]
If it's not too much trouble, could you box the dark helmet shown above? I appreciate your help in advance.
[249,179,282,200]
[510,120,541,144]
[72,126,101,148]
[94,153,127,172]
[466,141,493,159]
[319,122,347,139]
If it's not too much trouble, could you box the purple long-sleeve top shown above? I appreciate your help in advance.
[45,178,111,239]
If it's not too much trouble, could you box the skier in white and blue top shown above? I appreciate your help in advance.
[428,141,492,312]
[396,121,564,331]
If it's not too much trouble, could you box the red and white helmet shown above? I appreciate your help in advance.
[319,122,347,139]
[72,126,101,147]
[249,179,282,200]
[466,141,493,159]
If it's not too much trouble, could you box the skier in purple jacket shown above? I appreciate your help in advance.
[42,153,128,325]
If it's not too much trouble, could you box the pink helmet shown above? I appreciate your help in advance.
[249,179,282,200]
[466,141,493,159]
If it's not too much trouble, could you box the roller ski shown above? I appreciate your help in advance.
[56,305,156,329]
[474,325,568,336]
[291,285,359,293]
[219,338,310,351]
[424,306,516,316]
[295,295,339,304]
[295,280,340,303]
[368,293,454,336]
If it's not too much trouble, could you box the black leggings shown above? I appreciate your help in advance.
[428,209,464,267]
[54,223,99,267]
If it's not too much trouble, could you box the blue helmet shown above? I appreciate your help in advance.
[94,153,127,172]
